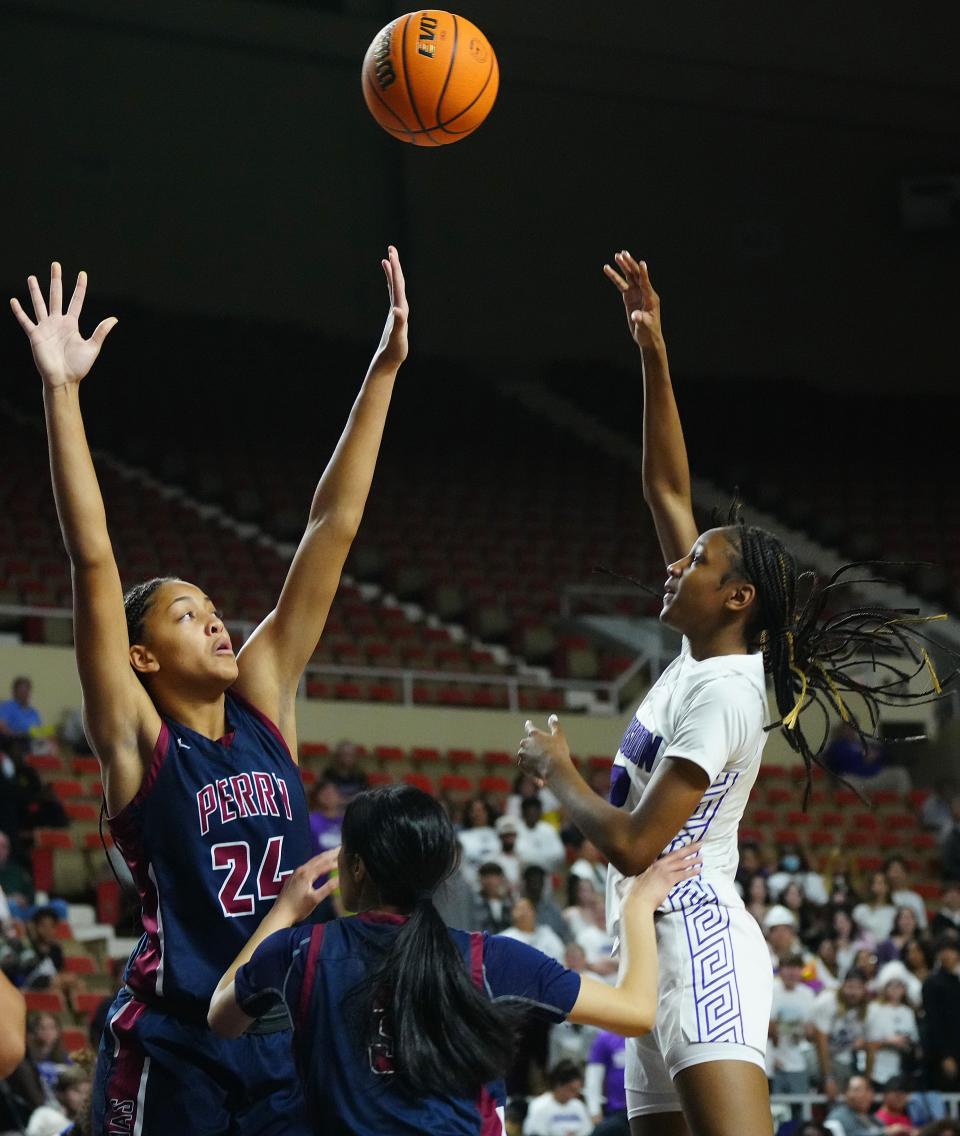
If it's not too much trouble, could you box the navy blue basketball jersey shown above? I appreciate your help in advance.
[234,913,581,1135]
[109,691,312,1018]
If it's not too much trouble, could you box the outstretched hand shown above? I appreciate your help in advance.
[10,262,117,387]
[373,245,409,369]
[603,251,662,351]
[271,848,341,925]
[622,842,703,912]
[517,714,574,784]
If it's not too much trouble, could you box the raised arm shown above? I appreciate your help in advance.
[0,971,26,1077]
[233,248,409,751]
[603,252,698,566]
[10,265,160,814]
[517,715,708,877]
[566,843,701,1034]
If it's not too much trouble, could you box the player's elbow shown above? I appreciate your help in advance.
[621,1005,656,1038]
[207,995,247,1040]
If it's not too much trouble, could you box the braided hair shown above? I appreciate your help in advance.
[722,503,954,805]
[123,577,178,645]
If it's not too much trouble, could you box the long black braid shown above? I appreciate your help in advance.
[723,504,956,806]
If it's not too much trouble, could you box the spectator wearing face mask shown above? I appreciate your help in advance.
[768,844,829,906]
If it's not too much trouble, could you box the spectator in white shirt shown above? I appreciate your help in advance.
[811,969,872,1095]
[500,897,565,964]
[457,798,500,885]
[515,797,566,876]
[506,772,560,822]
[568,840,606,895]
[768,953,817,1095]
[562,875,603,939]
[865,976,919,1087]
[490,815,523,894]
[854,872,898,944]
[523,1060,593,1136]
[764,905,815,971]
[884,857,929,931]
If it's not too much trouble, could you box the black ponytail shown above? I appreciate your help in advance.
[342,785,523,1098]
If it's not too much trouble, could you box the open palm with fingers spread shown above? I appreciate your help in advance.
[602,250,663,351]
[10,262,117,387]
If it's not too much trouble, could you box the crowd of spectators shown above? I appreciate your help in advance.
[299,744,960,1134]
[2,709,960,1134]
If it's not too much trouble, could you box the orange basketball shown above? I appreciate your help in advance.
[361,11,499,147]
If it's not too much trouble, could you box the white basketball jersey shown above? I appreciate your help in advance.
[605,640,769,938]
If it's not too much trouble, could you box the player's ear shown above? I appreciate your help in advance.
[724,580,755,616]
[129,644,159,674]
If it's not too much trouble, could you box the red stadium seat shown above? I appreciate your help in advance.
[853,813,878,830]
[300,768,317,786]
[83,831,112,849]
[72,991,109,1017]
[786,811,813,826]
[300,742,330,759]
[835,789,860,807]
[809,830,835,847]
[439,774,473,795]
[63,955,97,975]
[402,773,435,794]
[907,789,929,809]
[72,757,100,775]
[589,756,614,771]
[818,811,844,828]
[774,829,799,845]
[447,749,477,767]
[911,833,937,850]
[482,750,513,768]
[410,747,441,765]
[766,787,792,806]
[34,828,74,850]
[25,753,65,773]
[65,802,99,822]
[870,790,901,807]
[885,813,916,830]
[479,776,511,795]
[60,1028,88,1053]
[374,746,405,764]
[856,856,884,872]
[740,827,763,843]
[50,779,84,799]
[914,882,941,900]
[758,765,787,780]
[24,990,65,1014]
[366,771,394,787]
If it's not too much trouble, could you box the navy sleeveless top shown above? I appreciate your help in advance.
[109,691,312,1021]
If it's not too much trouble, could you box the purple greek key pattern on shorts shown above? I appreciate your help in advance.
[682,896,745,1044]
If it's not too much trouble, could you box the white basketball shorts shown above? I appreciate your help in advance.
[626,903,772,1117]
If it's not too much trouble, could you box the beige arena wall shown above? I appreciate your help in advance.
[0,641,807,765]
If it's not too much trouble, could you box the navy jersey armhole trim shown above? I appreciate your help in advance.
[229,689,297,767]
[295,923,326,1037]
[107,721,171,832]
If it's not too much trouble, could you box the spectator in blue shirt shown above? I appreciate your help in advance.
[208,784,701,1136]
[0,677,42,738]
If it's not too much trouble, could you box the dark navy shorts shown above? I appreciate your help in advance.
[91,987,311,1135]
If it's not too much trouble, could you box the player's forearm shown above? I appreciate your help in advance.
[208,904,293,1036]
[306,361,398,537]
[616,894,659,1030]
[640,339,691,508]
[548,761,650,876]
[213,904,293,1004]
[0,972,26,1078]
[43,384,114,567]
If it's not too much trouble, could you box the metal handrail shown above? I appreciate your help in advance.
[0,603,653,714]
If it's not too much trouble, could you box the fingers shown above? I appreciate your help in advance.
[49,261,63,317]
[9,298,36,333]
[548,713,562,736]
[388,245,405,297]
[602,263,629,292]
[66,270,87,320]
[27,275,48,322]
[90,316,118,349]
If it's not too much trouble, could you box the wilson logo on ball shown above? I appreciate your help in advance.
[417,14,439,57]
[373,24,397,90]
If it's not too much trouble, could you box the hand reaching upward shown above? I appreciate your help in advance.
[10,262,117,387]
[603,251,663,352]
[373,245,409,369]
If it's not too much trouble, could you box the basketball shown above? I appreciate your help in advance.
[361,10,499,146]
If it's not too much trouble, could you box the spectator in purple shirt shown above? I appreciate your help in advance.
[308,778,343,921]
[585,1030,628,1134]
